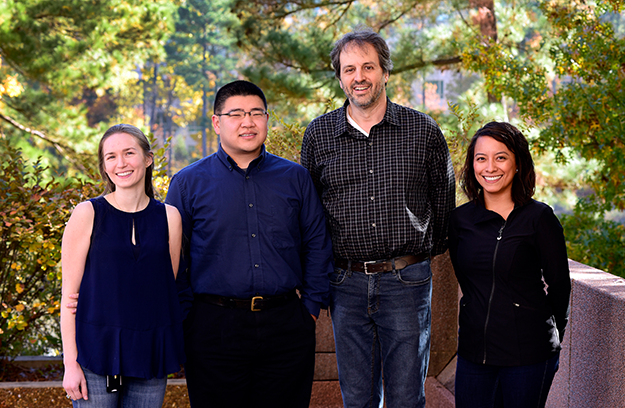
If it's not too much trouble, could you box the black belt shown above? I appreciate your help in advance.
[335,253,429,274]
[195,290,298,312]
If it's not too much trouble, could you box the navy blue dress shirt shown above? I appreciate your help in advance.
[166,145,333,318]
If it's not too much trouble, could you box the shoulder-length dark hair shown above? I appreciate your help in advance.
[98,124,155,199]
[460,121,535,205]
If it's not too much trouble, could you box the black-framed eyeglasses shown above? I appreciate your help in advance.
[215,109,268,120]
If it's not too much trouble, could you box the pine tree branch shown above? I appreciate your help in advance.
[258,0,355,19]
[377,0,422,31]
[393,56,463,73]
[0,112,89,173]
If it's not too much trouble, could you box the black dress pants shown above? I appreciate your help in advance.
[184,296,317,408]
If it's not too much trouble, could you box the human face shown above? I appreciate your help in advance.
[338,42,389,111]
[102,132,153,192]
[473,136,517,201]
[212,95,268,167]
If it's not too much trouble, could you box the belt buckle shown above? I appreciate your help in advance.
[251,296,263,312]
[364,261,376,275]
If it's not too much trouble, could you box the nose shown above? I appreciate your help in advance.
[486,158,496,172]
[354,68,365,82]
[117,155,127,168]
[241,113,255,126]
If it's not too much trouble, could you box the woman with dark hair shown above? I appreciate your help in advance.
[60,124,185,406]
[449,121,571,408]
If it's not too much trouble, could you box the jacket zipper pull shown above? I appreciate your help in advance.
[497,223,505,240]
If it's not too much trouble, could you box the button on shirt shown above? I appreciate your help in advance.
[166,145,333,318]
[301,99,455,261]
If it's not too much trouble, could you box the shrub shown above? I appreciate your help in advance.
[560,206,625,278]
[0,139,99,361]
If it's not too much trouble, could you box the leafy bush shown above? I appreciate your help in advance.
[265,111,306,164]
[560,206,625,278]
[0,139,99,360]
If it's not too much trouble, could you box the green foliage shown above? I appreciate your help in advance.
[446,100,481,168]
[166,0,240,90]
[0,0,176,174]
[462,0,625,212]
[150,132,174,198]
[560,208,625,278]
[265,111,307,163]
[0,0,174,94]
[0,139,100,359]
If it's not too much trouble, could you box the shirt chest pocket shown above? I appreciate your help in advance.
[269,203,300,249]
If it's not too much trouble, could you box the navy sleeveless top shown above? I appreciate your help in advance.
[75,196,185,379]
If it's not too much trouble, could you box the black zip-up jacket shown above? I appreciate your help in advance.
[449,199,571,366]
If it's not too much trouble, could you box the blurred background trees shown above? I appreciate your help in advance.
[0,0,623,357]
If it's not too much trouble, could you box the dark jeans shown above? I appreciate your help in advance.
[455,352,560,408]
[184,295,317,408]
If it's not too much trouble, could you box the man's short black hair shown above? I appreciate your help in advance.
[213,80,267,114]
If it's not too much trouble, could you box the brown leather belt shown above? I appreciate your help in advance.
[195,290,298,312]
[335,253,429,275]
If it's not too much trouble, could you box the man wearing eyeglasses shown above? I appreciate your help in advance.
[166,80,333,408]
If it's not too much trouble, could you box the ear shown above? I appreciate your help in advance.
[145,152,154,168]
[211,115,221,135]
[338,78,345,91]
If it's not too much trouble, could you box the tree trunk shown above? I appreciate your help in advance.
[470,0,499,103]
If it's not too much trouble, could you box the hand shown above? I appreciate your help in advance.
[63,362,88,401]
[66,293,79,314]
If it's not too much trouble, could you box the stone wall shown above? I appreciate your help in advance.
[547,260,625,408]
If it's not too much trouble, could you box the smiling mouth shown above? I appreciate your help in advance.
[117,171,132,177]
[483,175,502,181]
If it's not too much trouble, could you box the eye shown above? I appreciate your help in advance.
[344,67,354,74]
[496,155,507,161]
[251,109,266,118]
[224,109,245,119]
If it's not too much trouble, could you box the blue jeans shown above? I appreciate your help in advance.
[455,353,560,408]
[330,260,432,408]
[73,367,167,408]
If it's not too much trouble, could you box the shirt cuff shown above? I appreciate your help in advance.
[302,298,321,318]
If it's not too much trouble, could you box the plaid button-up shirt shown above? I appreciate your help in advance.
[301,99,455,261]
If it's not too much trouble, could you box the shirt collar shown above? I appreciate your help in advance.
[216,144,267,172]
[470,199,528,224]
[334,97,401,138]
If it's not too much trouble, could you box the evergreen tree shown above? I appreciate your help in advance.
[0,0,176,174]
[164,0,240,157]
